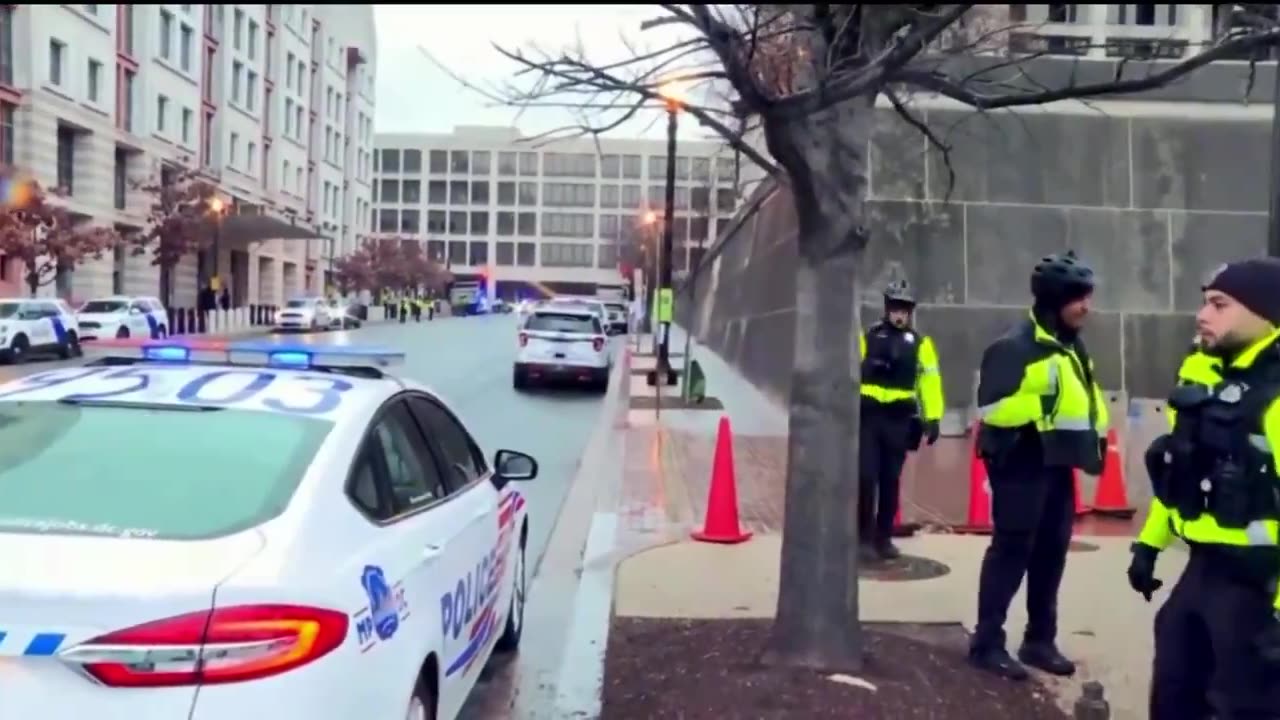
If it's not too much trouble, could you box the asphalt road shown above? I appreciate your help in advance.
[0,313,606,577]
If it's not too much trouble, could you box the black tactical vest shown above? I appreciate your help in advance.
[861,323,920,391]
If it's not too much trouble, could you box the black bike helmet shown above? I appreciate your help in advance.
[1030,250,1094,302]
[884,279,916,306]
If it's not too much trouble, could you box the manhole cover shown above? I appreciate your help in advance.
[1068,540,1099,553]
[859,554,951,582]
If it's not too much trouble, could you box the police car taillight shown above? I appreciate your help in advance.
[67,604,348,687]
[519,332,529,347]
[592,336,605,352]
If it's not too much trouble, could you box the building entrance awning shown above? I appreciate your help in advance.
[221,213,330,244]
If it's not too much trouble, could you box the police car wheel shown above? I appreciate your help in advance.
[406,675,437,720]
[116,326,130,339]
[60,332,81,359]
[8,335,28,363]
[495,535,526,653]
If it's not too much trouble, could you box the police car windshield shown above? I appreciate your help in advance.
[0,402,333,540]
[80,300,128,313]
[0,303,19,319]
[527,313,599,334]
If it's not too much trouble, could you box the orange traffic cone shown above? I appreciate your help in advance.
[1092,429,1136,519]
[691,416,753,544]
[954,424,993,535]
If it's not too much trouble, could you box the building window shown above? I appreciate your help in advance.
[403,149,422,173]
[470,182,489,205]
[518,152,538,176]
[495,241,514,266]
[471,151,491,175]
[601,154,620,179]
[544,152,595,178]
[516,212,536,236]
[428,150,447,173]
[496,211,514,236]
[469,241,488,266]
[180,24,193,71]
[541,213,594,239]
[427,180,446,204]
[380,148,400,173]
[87,60,102,103]
[0,103,14,166]
[449,181,467,205]
[229,131,239,166]
[233,9,244,50]
[246,70,258,111]
[497,151,516,176]
[378,209,398,233]
[248,19,258,60]
[517,242,536,266]
[450,150,469,174]
[380,179,399,203]
[544,183,595,208]
[159,11,173,60]
[427,210,446,233]
[597,243,618,269]
[447,211,467,235]
[622,154,642,179]
[120,4,135,55]
[56,126,75,194]
[426,240,446,262]
[448,241,466,265]
[540,242,594,268]
[49,40,66,85]
[123,69,136,131]
[202,110,213,165]
[113,148,127,210]
[470,211,488,235]
[401,210,420,234]
[0,7,11,86]
[232,61,243,103]
[402,179,421,204]
[517,182,537,206]
[496,182,515,206]
[156,95,168,132]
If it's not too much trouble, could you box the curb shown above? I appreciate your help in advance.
[471,344,632,719]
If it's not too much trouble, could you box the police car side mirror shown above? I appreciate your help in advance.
[494,449,537,481]
[129,307,143,315]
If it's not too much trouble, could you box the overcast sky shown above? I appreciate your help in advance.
[372,4,722,142]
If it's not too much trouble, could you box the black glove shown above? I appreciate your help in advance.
[1255,612,1280,663]
[925,420,940,446]
[1127,542,1164,602]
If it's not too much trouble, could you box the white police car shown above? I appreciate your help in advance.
[0,339,536,720]
[514,305,611,392]
[0,297,82,363]
[76,295,170,341]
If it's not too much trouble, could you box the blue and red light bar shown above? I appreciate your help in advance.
[83,337,405,370]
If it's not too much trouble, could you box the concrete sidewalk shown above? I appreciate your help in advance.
[611,329,1163,719]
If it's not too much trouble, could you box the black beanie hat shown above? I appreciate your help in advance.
[1203,258,1280,325]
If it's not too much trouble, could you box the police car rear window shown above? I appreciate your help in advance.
[0,303,18,319]
[285,300,310,308]
[81,301,128,313]
[526,313,599,334]
[0,401,333,540]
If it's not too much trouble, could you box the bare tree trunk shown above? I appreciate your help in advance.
[762,93,875,672]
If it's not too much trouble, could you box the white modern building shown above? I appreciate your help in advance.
[372,126,743,297]
[0,4,376,308]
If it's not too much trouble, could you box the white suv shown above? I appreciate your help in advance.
[274,297,333,332]
[0,298,82,362]
[76,296,169,341]
[513,306,611,392]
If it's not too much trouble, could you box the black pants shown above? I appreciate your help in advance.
[1150,547,1280,719]
[857,412,911,545]
[972,462,1075,651]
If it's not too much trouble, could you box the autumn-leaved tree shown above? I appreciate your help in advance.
[368,237,409,293]
[333,243,376,295]
[134,164,221,306]
[0,175,119,297]
[474,5,1280,671]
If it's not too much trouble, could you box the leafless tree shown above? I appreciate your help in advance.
[474,5,1280,671]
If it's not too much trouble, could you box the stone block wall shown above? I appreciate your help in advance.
[678,101,1268,408]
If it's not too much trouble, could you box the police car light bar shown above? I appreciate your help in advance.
[227,340,406,370]
[84,338,406,370]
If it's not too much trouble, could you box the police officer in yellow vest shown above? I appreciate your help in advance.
[969,251,1109,680]
[857,279,944,560]
[1129,258,1280,718]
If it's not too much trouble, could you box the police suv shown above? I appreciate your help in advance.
[0,339,536,720]
[0,297,82,362]
[76,296,170,341]
[514,304,612,392]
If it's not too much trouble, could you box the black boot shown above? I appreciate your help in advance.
[968,646,1029,681]
[1017,642,1076,677]
[875,540,901,561]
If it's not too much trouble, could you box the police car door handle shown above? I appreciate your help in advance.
[422,543,444,561]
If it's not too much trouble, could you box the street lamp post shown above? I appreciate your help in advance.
[208,197,227,297]
[653,93,679,386]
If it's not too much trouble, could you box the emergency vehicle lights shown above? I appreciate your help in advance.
[141,345,193,362]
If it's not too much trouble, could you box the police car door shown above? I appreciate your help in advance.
[406,394,500,719]
[21,302,53,348]
[127,300,153,337]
